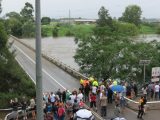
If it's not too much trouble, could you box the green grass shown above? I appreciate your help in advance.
[42,23,95,37]
[139,25,157,34]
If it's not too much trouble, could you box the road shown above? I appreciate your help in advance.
[10,37,80,92]
[10,37,160,120]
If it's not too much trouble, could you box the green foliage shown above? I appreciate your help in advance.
[74,7,160,82]
[0,22,8,49]
[113,21,139,36]
[140,25,157,34]
[0,21,35,108]
[119,5,142,26]
[156,27,160,34]
[22,21,35,37]
[20,2,34,23]
[9,18,23,37]
[52,26,59,37]
[41,17,51,25]
[96,6,113,29]
[5,12,23,37]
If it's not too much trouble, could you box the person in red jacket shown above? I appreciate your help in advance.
[90,93,97,111]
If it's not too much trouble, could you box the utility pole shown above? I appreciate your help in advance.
[69,9,71,26]
[35,0,43,120]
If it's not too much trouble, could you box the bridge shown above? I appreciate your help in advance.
[4,36,160,120]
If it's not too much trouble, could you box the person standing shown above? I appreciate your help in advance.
[142,85,147,98]
[154,83,160,100]
[90,93,97,111]
[100,92,107,117]
[58,103,65,120]
[133,83,138,97]
[30,98,36,120]
[107,88,113,104]
[21,97,27,120]
[137,96,145,119]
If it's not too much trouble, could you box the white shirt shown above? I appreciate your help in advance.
[92,86,97,94]
[155,85,160,92]
[142,88,147,95]
[50,94,55,103]
[100,85,105,92]
[77,93,83,103]
[70,94,76,104]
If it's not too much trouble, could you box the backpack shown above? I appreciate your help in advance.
[58,107,65,117]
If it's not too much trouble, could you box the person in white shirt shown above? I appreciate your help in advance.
[50,92,55,103]
[142,86,147,98]
[92,86,97,94]
[154,83,160,100]
[77,90,83,103]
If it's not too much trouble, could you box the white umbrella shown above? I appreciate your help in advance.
[75,109,93,119]
[113,117,127,120]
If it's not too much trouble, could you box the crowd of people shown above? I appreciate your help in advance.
[9,77,160,120]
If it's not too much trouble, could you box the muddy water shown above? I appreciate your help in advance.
[20,37,79,70]
[20,35,160,70]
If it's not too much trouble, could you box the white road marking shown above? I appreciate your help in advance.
[15,57,36,84]
[14,45,66,90]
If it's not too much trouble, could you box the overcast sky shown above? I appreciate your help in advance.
[1,0,160,19]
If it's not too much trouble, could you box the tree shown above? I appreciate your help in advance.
[119,5,142,26]
[41,17,51,25]
[22,21,35,37]
[74,7,160,82]
[20,2,34,23]
[96,6,113,28]
[6,12,21,20]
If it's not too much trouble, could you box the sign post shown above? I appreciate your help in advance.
[139,60,150,83]
[151,67,160,82]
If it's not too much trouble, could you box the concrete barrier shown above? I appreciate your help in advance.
[10,35,87,80]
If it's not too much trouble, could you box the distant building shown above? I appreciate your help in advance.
[58,18,97,24]
[142,18,160,24]
[74,19,96,24]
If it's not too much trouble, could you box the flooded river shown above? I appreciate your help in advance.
[20,34,160,70]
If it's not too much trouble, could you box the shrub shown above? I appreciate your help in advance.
[156,27,160,34]
[52,26,59,37]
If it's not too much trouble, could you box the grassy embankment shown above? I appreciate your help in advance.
[139,24,158,34]
[42,22,159,37]
[42,22,95,37]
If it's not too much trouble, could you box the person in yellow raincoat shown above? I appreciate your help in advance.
[89,76,94,83]
[92,80,98,87]
[80,79,84,85]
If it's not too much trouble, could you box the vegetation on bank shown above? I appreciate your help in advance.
[4,2,159,38]
[0,7,35,108]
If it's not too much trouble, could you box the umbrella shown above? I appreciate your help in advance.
[111,85,124,92]
[75,109,94,119]
[112,117,127,120]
